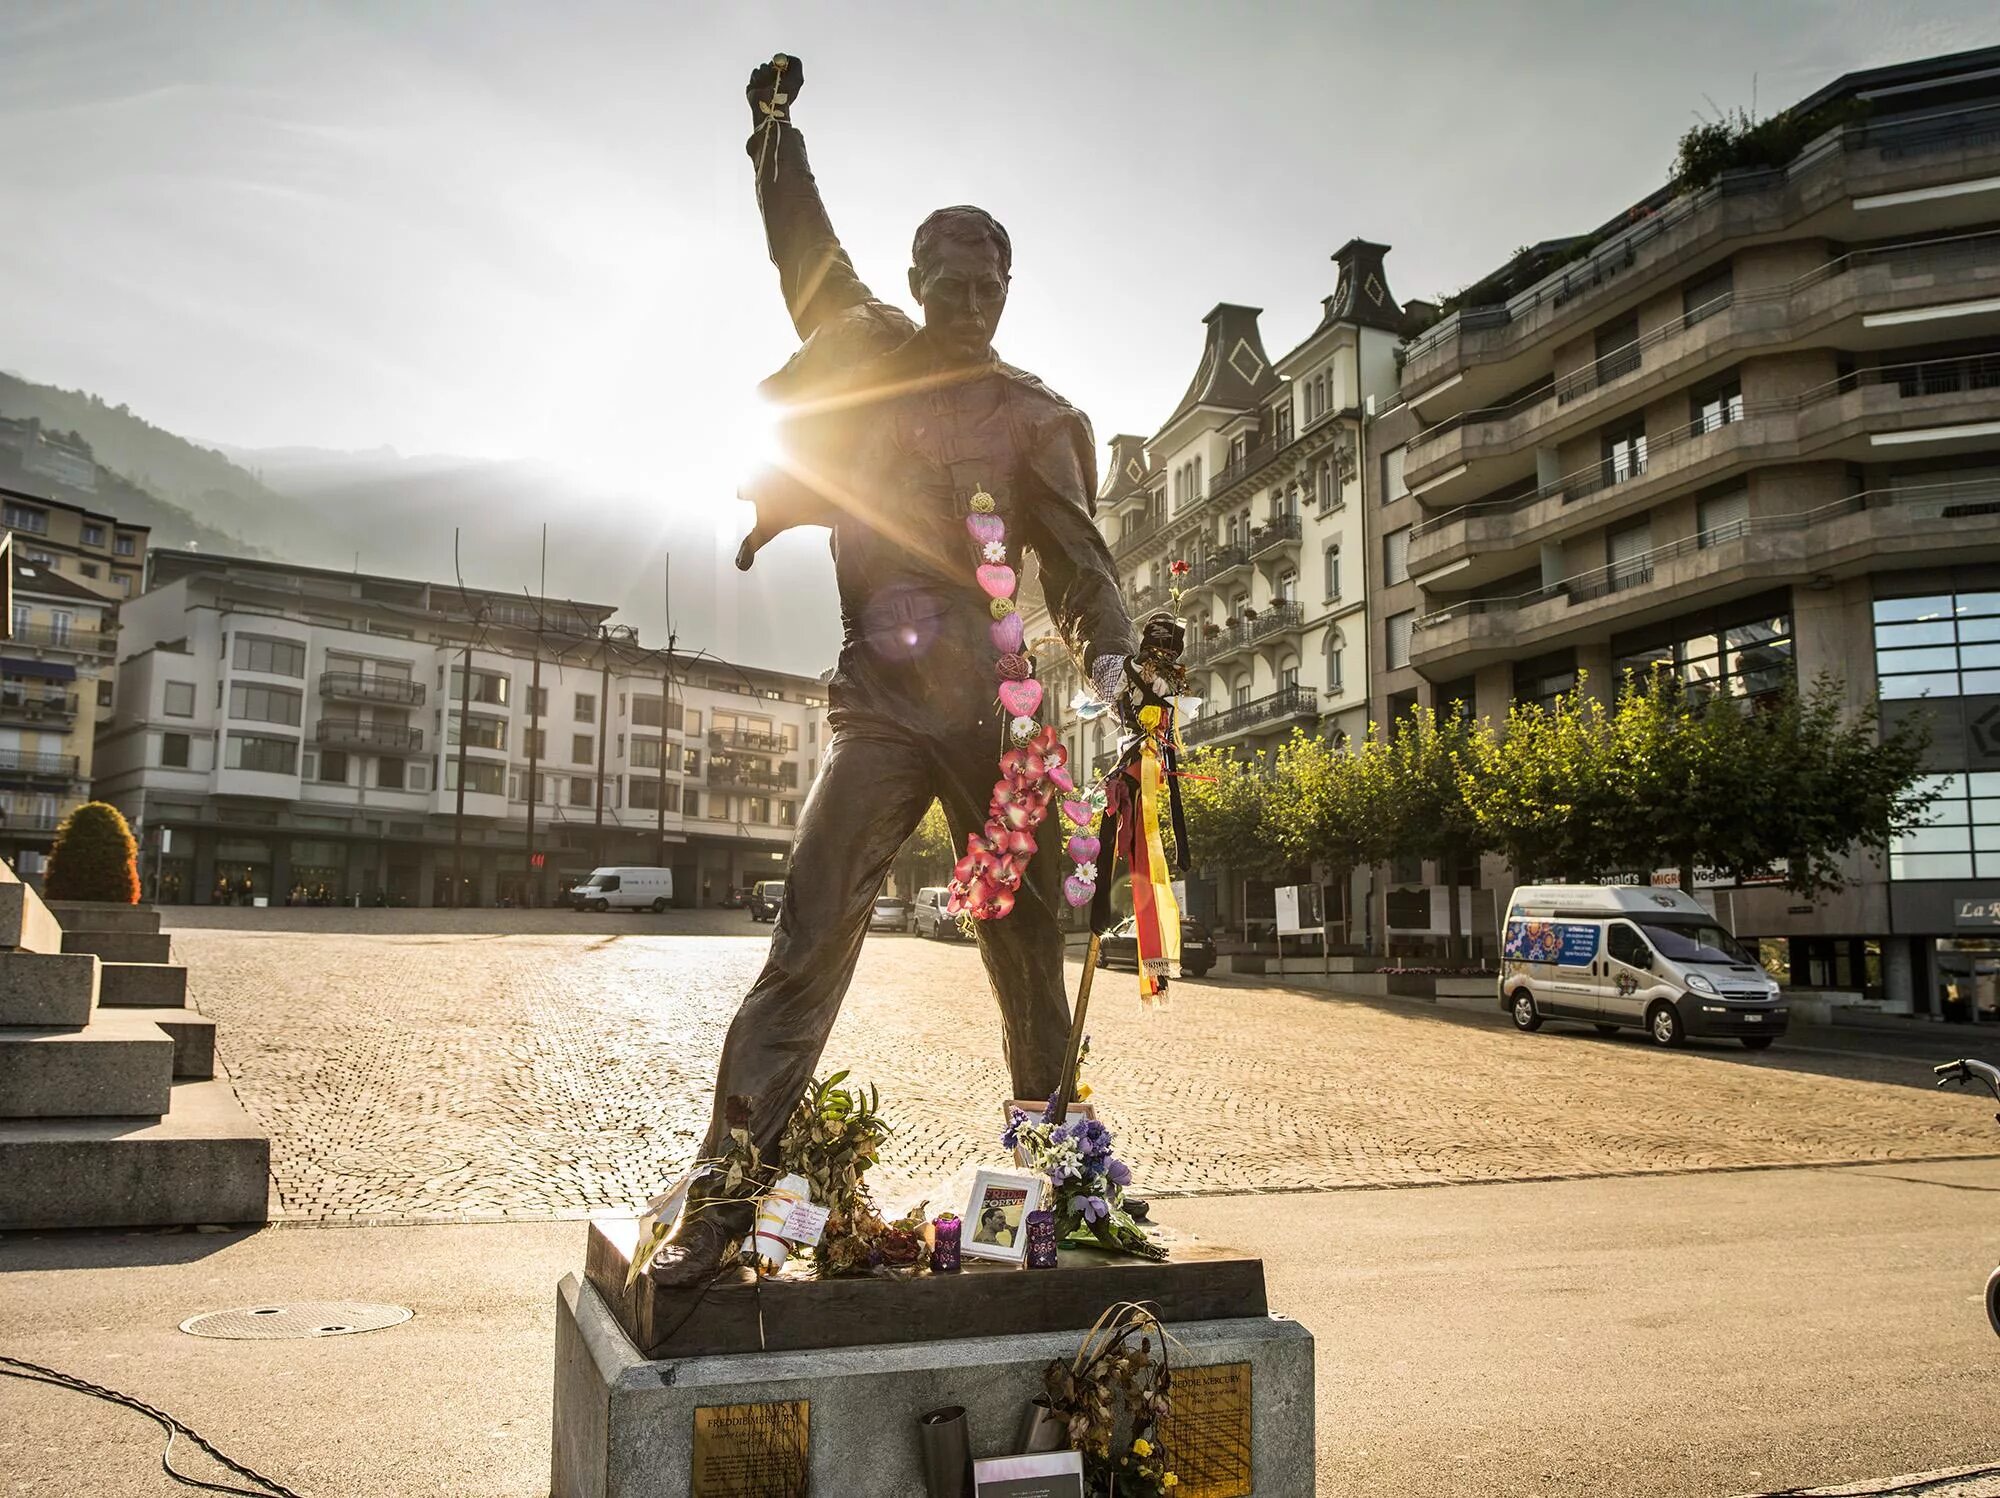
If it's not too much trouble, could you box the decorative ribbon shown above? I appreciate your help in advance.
[1124,706,1180,1003]
[754,56,791,183]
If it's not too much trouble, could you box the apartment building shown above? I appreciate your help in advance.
[92,551,827,907]
[0,555,119,874]
[1028,242,1410,929]
[1,482,147,600]
[1387,45,2000,1012]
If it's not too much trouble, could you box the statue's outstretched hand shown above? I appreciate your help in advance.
[746,54,803,132]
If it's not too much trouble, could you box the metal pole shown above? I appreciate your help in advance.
[592,630,611,868]
[656,657,670,865]
[524,651,541,906]
[1051,932,1102,1123]
[451,637,472,908]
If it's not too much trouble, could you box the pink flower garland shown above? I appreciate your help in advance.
[945,489,1102,922]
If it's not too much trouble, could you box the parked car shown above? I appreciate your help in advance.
[1499,884,1787,1049]
[567,866,674,913]
[913,886,961,940]
[1096,917,1216,978]
[719,886,749,910]
[870,895,913,933]
[748,879,786,923]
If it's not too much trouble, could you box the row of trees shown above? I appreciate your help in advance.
[1179,672,1940,954]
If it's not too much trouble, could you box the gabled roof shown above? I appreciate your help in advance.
[1155,304,1282,438]
[13,561,109,603]
[1303,239,1405,343]
[1097,434,1151,506]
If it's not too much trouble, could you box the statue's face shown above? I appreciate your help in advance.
[908,236,1009,364]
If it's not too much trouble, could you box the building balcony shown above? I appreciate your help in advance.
[1182,544,1250,597]
[1408,350,2000,589]
[0,750,80,781]
[0,808,64,833]
[319,671,427,707]
[1182,686,1319,746]
[1192,601,1303,666]
[1247,514,1303,559]
[315,719,425,754]
[1401,226,2000,501]
[709,729,791,754]
[1111,513,1167,562]
[0,690,78,724]
[1410,478,2000,674]
[1397,98,2000,410]
[7,624,114,655]
[709,765,801,794]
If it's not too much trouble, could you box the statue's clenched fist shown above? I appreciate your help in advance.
[746,54,803,131]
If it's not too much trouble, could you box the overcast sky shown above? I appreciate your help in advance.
[5,0,2000,506]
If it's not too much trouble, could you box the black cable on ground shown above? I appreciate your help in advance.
[0,1355,305,1497]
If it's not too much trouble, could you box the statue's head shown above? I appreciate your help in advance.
[908,206,1011,364]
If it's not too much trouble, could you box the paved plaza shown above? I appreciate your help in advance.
[163,910,2000,1225]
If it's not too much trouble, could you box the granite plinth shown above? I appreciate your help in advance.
[553,1271,1314,1498]
[585,1214,1269,1360]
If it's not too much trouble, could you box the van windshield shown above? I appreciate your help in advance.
[584,874,619,890]
[1637,920,1756,965]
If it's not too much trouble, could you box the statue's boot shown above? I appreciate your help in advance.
[646,1197,754,1290]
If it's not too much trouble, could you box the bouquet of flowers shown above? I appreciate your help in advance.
[1003,1060,1164,1261]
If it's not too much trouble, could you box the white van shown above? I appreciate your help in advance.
[569,867,674,913]
[913,886,961,940]
[1499,884,1786,1049]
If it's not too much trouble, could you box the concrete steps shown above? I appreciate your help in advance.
[45,901,162,935]
[0,1007,174,1118]
[0,950,100,1027]
[154,1011,215,1080]
[0,1077,270,1229]
[61,929,172,964]
[98,959,190,1008]
[0,882,65,954]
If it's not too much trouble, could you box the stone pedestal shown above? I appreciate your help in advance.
[553,1218,1315,1497]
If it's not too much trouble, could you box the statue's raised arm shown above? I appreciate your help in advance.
[745,55,875,340]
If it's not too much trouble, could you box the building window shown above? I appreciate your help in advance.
[115,534,137,556]
[1698,488,1750,547]
[2,504,48,533]
[378,757,406,790]
[1683,263,1734,327]
[779,801,798,826]
[1514,652,1580,711]
[683,747,702,776]
[569,776,593,807]
[118,575,132,597]
[1383,526,1411,587]
[1276,567,1297,603]
[1691,377,1744,436]
[447,666,509,706]
[1327,641,1344,694]
[82,525,104,546]
[96,679,113,708]
[575,692,596,722]
[1614,596,1793,700]
[49,611,72,645]
[225,732,298,775]
[319,750,350,784]
[408,764,427,791]
[632,737,663,769]
[229,683,303,726]
[1324,544,1342,600]
[1594,312,1641,384]
[710,794,729,821]
[233,635,306,677]
[1278,663,1298,692]
[160,733,190,768]
[9,604,26,635]
[163,681,195,717]
[523,727,547,759]
[633,695,664,727]
[445,759,505,796]
[79,562,99,579]
[526,685,548,716]
[1382,446,1407,504]
[1602,420,1648,487]
[572,733,594,764]
[684,791,699,818]
[447,713,507,751]
[1385,610,1414,671]
[747,796,772,823]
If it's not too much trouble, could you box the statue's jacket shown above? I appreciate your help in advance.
[742,124,1139,741]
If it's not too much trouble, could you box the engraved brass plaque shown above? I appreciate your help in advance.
[1160,1361,1251,1498]
[690,1399,810,1497]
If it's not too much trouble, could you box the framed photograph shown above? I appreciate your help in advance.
[972,1449,1084,1497]
[1001,1099,1097,1167]
[962,1167,1043,1264]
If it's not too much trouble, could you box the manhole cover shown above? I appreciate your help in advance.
[179,1302,413,1340]
[312,1149,469,1180]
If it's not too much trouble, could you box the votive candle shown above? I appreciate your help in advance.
[931,1214,962,1273]
[1025,1210,1058,1269]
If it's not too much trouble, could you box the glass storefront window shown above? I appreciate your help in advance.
[1878,588,2000,880]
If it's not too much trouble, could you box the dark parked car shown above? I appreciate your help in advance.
[748,879,786,923]
[869,895,913,933]
[719,886,749,910]
[1097,916,1216,978]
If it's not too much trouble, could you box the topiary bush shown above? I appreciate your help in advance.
[44,801,141,904]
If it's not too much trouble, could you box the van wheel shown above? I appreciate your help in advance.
[592,898,609,913]
[1740,1035,1774,1051]
[651,898,667,913]
[1984,1264,2000,1338]
[1594,1022,1620,1036]
[1647,1001,1686,1048]
[1509,989,1543,1032]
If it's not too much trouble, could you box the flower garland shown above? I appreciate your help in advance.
[947,487,1103,921]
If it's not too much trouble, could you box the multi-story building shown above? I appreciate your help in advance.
[1386,45,2000,1012]
[0,554,120,875]
[93,551,827,907]
[1,482,147,601]
[1030,241,1411,932]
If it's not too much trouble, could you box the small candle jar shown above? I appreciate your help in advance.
[1024,1210,1058,1269]
[930,1214,962,1273]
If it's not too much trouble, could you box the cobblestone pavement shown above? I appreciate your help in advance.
[167,913,2000,1224]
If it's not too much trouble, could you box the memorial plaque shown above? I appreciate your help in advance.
[691,1400,810,1497]
[1160,1361,1252,1498]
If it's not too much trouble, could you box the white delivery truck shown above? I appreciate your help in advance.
[1499,884,1786,1049]
[568,867,674,913]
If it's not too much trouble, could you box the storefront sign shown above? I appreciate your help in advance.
[1955,898,2000,928]
[1159,1361,1253,1498]
[690,1401,809,1498]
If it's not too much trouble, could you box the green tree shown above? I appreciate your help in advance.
[1266,729,1379,947]
[44,801,141,904]
[1178,745,1288,940]
[1461,685,1622,882]
[1375,706,1491,959]
[889,799,954,896]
